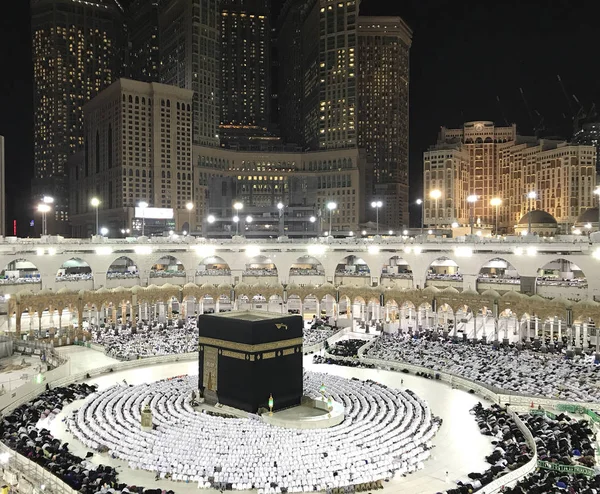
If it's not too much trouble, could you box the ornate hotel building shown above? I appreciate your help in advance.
[423,121,597,233]
[31,0,125,234]
[68,79,194,237]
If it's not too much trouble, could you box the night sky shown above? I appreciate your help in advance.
[0,0,596,234]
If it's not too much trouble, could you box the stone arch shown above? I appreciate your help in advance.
[243,256,278,280]
[381,256,412,279]
[425,257,461,286]
[150,255,186,280]
[107,256,139,279]
[196,256,231,277]
[56,258,93,282]
[477,257,520,291]
[335,255,370,285]
[536,258,586,287]
[289,256,325,278]
[1,258,41,285]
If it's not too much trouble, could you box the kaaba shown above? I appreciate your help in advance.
[198,310,304,413]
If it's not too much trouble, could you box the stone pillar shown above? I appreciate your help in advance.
[534,317,540,341]
[519,276,537,295]
[215,299,220,314]
[557,320,562,345]
[575,324,582,353]
[473,313,477,341]
[583,323,589,351]
[15,311,21,338]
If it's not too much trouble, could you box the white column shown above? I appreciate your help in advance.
[583,323,588,350]
[534,317,539,339]
[558,319,562,341]
[575,324,582,348]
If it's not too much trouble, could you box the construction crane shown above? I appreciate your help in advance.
[519,87,544,137]
[496,95,510,127]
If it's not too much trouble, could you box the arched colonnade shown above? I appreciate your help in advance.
[8,283,600,351]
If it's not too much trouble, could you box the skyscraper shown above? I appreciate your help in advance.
[31,0,124,234]
[277,0,359,150]
[358,17,412,229]
[127,0,160,83]
[220,0,271,134]
[159,0,220,147]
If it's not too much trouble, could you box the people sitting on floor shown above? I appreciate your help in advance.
[68,372,440,492]
[365,332,600,402]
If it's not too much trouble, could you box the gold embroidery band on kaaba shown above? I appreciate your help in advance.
[199,336,303,353]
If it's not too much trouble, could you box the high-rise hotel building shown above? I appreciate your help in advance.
[277,2,412,228]
[31,0,124,234]
[127,0,160,83]
[423,121,597,233]
[220,0,271,136]
[358,17,412,229]
[68,79,193,237]
[158,0,220,147]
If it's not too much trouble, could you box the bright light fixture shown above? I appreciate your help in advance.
[527,247,537,256]
[429,189,441,200]
[451,222,459,228]
[467,194,478,203]
[47,248,56,256]
[36,248,45,256]
[100,227,109,235]
[367,245,380,254]
[454,246,473,257]
[95,246,113,255]
[186,202,194,211]
[90,197,100,207]
[134,246,153,255]
[194,245,215,257]
[207,215,216,224]
[277,202,284,210]
[246,245,261,257]
[307,245,326,256]
[327,201,337,211]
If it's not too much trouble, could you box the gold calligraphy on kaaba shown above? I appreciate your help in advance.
[275,323,288,330]
[203,346,218,391]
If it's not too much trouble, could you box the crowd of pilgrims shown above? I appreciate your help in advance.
[302,316,341,347]
[0,383,167,494]
[443,402,600,494]
[90,320,199,360]
[365,331,600,402]
[67,372,440,492]
[90,315,344,360]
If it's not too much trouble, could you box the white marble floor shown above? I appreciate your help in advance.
[40,349,495,494]
[0,354,47,391]
[54,345,119,374]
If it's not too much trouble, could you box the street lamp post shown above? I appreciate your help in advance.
[416,199,423,235]
[37,204,51,236]
[186,202,194,233]
[527,191,537,235]
[233,202,243,236]
[467,195,478,236]
[138,201,148,236]
[277,202,285,236]
[90,197,100,236]
[371,200,382,235]
[429,190,442,232]
[490,197,502,236]
[326,202,337,236]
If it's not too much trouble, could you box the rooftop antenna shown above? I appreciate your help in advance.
[557,75,575,117]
